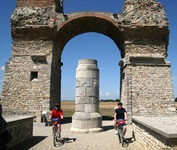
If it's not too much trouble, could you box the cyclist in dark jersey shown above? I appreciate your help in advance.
[114,102,128,135]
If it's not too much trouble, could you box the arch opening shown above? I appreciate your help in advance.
[61,32,121,101]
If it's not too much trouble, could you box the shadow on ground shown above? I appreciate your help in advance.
[62,117,72,124]
[53,137,77,147]
[102,125,114,131]
[9,136,47,150]
[102,116,113,120]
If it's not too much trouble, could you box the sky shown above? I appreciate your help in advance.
[0,0,177,100]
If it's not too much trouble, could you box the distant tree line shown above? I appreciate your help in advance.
[101,97,177,102]
[100,99,120,102]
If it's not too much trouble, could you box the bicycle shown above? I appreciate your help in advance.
[116,119,128,147]
[52,118,62,147]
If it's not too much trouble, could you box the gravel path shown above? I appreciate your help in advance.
[11,121,143,150]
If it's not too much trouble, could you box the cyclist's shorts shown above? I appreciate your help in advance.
[116,119,126,126]
[51,118,62,125]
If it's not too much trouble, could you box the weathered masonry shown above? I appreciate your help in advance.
[4,115,34,149]
[1,0,175,116]
[71,59,102,133]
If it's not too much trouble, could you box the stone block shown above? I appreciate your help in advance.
[84,104,99,112]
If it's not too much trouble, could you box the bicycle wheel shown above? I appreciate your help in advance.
[118,126,124,144]
[118,133,121,143]
[53,126,57,146]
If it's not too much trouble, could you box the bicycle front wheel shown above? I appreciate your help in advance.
[118,128,124,144]
[53,127,57,146]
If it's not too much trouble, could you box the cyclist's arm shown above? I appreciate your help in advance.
[49,114,52,120]
[49,110,53,120]
[124,112,128,121]
[114,112,117,121]
[60,110,63,119]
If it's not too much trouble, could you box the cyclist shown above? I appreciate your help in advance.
[49,102,63,138]
[114,102,128,135]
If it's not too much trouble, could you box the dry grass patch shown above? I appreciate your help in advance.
[99,102,117,108]
[61,101,116,120]
[61,101,117,109]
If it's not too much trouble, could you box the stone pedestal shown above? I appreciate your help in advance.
[71,59,102,133]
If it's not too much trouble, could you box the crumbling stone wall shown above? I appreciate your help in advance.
[2,40,52,114]
[119,0,175,116]
[1,0,175,117]
[123,0,168,26]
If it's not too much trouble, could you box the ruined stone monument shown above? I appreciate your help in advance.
[71,59,102,133]
[1,0,175,117]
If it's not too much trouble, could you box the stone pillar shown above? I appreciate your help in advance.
[71,59,102,133]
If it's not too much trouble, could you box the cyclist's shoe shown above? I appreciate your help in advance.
[115,131,118,135]
[56,134,61,142]
[56,137,60,142]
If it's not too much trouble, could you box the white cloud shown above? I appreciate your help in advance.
[0,66,5,71]
[100,91,104,96]
[105,92,109,96]
[100,91,109,97]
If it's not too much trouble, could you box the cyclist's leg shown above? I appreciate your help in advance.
[52,124,55,134]
[123,125,127,135]
[57,123,61,138]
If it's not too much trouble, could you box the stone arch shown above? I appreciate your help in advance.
[50,13,124,109]
[55,13,125,57]
[1,0,175,117]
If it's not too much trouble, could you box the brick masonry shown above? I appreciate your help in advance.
[3,115,34,149]
[132,116,177,149]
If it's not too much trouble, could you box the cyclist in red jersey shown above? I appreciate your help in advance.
[49,103,63,138]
